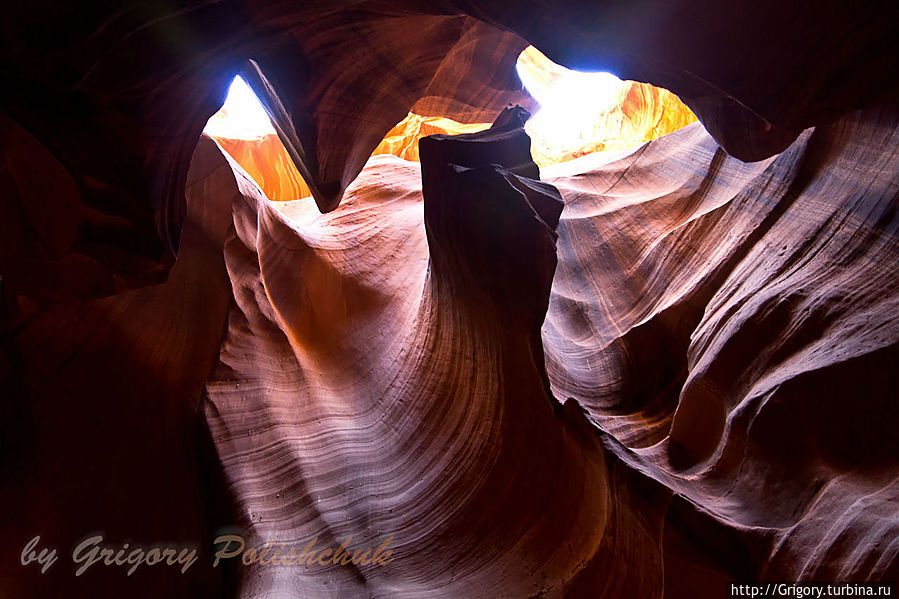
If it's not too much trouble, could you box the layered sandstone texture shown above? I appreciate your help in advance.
[1,2,897,598]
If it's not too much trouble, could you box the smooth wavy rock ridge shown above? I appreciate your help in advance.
[200,104,896,597]
[2,94,896,599]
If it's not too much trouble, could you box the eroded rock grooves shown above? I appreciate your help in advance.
[1,2,897,598]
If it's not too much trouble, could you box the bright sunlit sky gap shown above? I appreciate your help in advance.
[516,58,623,149]
[204,75,276,140]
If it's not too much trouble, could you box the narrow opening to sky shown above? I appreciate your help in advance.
[516,50,623,149]
[204,75,276,140]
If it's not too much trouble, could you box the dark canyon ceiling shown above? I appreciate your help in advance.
[1,1,897,598]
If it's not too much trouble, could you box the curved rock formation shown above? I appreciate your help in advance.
[3,0,894,281]
[542,101,899,587]
[205,110,637,598]
[207,111,494,202]
[202,101,898,597]
[208,45,698,191]
[1,2,897,598]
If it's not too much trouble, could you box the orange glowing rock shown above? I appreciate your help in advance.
[207,114,492,201]
[372,112,491,162]
[211,134,311,201]
[205,46,696,202]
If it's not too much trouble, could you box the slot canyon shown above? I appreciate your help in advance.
[1,2,897,598]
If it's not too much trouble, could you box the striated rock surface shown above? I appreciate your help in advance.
[542,101,899,588]
[198,103,895,596]
[236,13,534,213]
[204,110,659,598]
